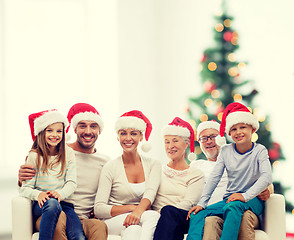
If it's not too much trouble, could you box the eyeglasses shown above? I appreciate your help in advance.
[198,134,218,143]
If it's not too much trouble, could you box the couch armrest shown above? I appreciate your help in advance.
[264,193,286,240]
[11,196,34,240]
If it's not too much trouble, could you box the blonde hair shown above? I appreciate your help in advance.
[30,124,66,177]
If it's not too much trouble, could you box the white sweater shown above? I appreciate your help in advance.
[94,155,162,219]
[71,149,110,219]
[152,165,205,211]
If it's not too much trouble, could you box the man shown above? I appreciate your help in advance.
[18,103,110,240]
[190,120,272,240]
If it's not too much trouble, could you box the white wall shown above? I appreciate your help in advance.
[117,0,198,162]
[0,0,119,234]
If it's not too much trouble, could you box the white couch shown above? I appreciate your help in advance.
[12,194,286,240]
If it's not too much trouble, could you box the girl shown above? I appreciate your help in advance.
[19,109,85,240]
[94,110,161,240]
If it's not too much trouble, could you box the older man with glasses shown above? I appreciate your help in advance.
[191,120,272,240]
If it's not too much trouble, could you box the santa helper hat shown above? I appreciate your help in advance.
[162,117,196,161]
[216,102,259,146]
[196,120,220,141]
[66,103,104,133]
[115,110,152,152]
[29,109,69,141]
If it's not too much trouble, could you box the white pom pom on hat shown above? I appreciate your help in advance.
[115,110,153,152]
[162,117,196,161]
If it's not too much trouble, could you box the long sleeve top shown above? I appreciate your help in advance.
[70,149,110,219]
[152,164,205,211]
[198,143,272,208]
[190,159,228,206]
[19,145,77,203]
[94,155,161,219]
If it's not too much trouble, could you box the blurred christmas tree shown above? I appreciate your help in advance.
[187,9,294,213]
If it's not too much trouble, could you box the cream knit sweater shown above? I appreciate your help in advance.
[94,155,161,219]
[152,165,205,211]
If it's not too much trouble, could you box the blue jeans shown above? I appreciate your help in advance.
[33,198,86,240]
[187,197,264,240]
[153,205,190,240]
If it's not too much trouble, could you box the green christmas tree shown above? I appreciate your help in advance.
[187,10,294,213]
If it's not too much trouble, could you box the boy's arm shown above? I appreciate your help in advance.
[197,155,225,208]
[257,184,274,201]
[242,148,272,201]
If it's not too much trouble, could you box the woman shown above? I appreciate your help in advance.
[94,110,161,240]
[152,117,205,240]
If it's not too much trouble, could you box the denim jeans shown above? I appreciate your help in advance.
[33,198,86,240]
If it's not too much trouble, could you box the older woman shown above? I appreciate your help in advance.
[153,117,205,240]
[94,110,161,240]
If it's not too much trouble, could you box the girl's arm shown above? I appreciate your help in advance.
[56,147,77,200]
[19,152,42,201]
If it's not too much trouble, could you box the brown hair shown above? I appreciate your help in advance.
[30,123,66,177]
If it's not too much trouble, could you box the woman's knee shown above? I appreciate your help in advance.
[160,205,178,216]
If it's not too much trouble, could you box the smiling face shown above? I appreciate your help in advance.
[117,128,143,153]
[75,120,100,150]
[164,135,188,161]
[199,128,220,162]
[229,123,255,146]
[45,122,64,149]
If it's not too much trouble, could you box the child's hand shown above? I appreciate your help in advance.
[227,193,245,203]
[257,188,270,201]
[47,190,61,202]
[38,192,50,208]
[187,205,204,220]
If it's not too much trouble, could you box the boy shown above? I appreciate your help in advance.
[186,102,272,240]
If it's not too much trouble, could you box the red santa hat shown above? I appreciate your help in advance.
[216,102,259,146]
[66,103,104,133]
[115,110,152,152]
[162,117,196,161]
[196,120,220,141]
[29,109,69,141]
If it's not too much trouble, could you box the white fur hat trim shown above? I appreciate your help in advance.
[162,125,190,138]
[225,111,259,134]
[115,116,146,133]
[34,111,69,136]
[196,121,220,140]
[71,111,104,132]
